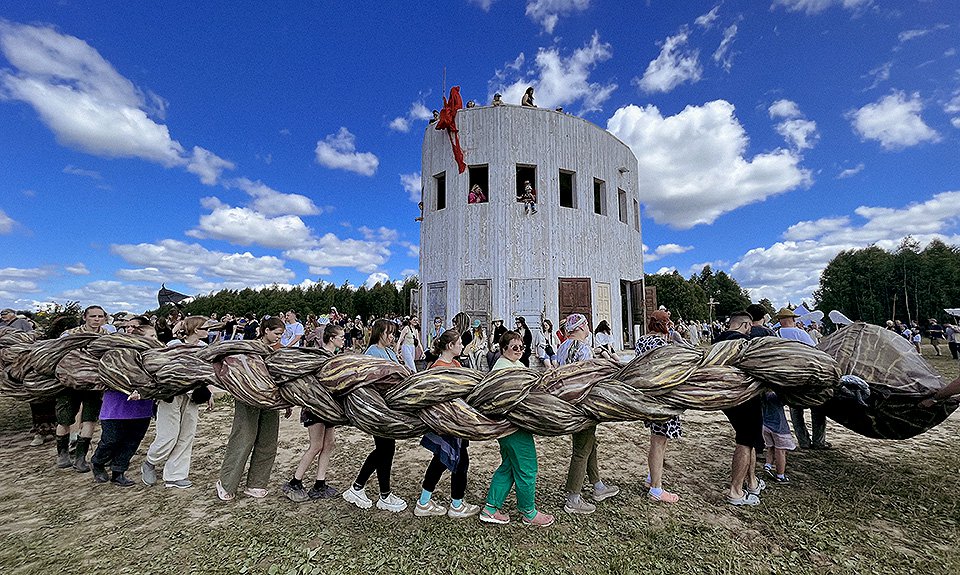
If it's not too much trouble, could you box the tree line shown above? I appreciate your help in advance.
[814,237,960,327]
[643,265,764,323]
[178,278,420,321]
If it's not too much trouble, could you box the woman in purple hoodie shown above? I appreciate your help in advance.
[90,317,158,487]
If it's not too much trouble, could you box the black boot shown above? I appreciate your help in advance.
[73,437,91,473]
[92,463,109,483]
[55,434,72,469]
[111,471,134,488]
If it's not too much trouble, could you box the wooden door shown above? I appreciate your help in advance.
[461,279,491,328]
[510,278,544,328]
[558,278,592,326]
[426,282,447,325]
[595,282,611,325]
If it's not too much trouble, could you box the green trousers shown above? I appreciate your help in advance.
[219,401,280,493]
[485,430,538,516]
[564,426,600,493]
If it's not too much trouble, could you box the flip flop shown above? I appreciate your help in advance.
[727,492,760,506]
[649,489,679,503]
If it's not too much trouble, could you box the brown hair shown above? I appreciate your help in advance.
[368,319,398,347]
[322,323,344,344]
[433,329,461,356]
[176,316,209,338]
[259,316,285,337]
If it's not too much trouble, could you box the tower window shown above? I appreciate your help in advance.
[516,165,537,204]
[559,170,576,208]
[468,165,489,204]
[618,188,628,224]
[633,198,640,231]
[434,172,446,211]
[593,178,606,215]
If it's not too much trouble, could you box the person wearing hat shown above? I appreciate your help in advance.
[774,307,827,449]
[556,314,620,514]
[463,319,489,371]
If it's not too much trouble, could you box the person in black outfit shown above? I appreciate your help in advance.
[514,317,534,367]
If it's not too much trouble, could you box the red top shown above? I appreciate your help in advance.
[430,358,462,368]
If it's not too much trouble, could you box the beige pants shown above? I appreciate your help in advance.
[146,394,200,481]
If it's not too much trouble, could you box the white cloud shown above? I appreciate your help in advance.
[695,6,721,29]
[0,21,234,185]
[525,0,590,34]
[768,99,802,119]
[898,24,948,44]
[187,198,315,249]
[358,226,399,242]
[712,24,738,72]
[62,165,101,180]
[732,191,960,306]
[864,61,891,90]
[226,177,321,217]
[469,0,496,10]
[770,0,873,15]
[400,268,419,278]
[111,239,295,291]
[186,146,235,185]
[403,243,420,258]
[0,209,15,234]
[952,117,960,129]
[635,28,702,94]
[643,243,694,262]
[654,266,678,275]
[607,100,812,229]
[284,233,390,275]
[56,280,160,313]
[364,272,390,288]
[848,90,940,150]
[314,127,379,176]
[65,262,89,275]
[776,118,819,150]
[490,32,616,113]
[837,163,865,178]
[389,101,433,133]
[400,172,422,203]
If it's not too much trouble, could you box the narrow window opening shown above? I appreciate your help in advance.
[618,188,628,224]
[516,165,537,205]
[559,170,575,208]
[434,172,446,211]
[468,165,488,204]
[593,178,606,215]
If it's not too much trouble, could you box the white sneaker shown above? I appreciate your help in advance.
[342,486,372,509]
[376,492,407,513]
[414,498,447,517]
[29,434,44,447]
[447,501,481,519]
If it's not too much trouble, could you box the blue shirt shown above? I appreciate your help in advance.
[761,391,790,434]
[365,344,400,364]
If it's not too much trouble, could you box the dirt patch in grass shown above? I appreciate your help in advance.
[1,347,958,574]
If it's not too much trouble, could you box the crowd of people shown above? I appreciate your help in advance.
[2,301,958,525]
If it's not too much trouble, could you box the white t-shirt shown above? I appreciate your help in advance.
[281,321,305,347]
[778,326,816,346]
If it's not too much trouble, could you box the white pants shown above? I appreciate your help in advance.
[146,394,200,481]
[401,344,417,371]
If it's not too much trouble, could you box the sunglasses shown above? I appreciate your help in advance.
[508,344,526,352]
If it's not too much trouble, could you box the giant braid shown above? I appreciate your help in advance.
[0,323,955,440]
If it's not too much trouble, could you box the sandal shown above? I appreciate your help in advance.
[727,492,760,506]
[215,480,234,502]
[649,489,679,503]
[745,478,766,496]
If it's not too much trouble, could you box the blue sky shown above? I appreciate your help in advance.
[1,1,958,313]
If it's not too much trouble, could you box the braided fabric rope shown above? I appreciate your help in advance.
[0,327,843,440]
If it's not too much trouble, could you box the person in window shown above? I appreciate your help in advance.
[468,184,487,204]
[519,180,537,214]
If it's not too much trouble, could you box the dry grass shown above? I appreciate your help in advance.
[0,345,958,574]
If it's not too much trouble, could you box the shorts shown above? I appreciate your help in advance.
[300,408,334,429]
[762,427,797,450]
[645,415,682,439]
[55,389,103,425]
[722,396,763,448]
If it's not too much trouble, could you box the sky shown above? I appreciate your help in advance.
[1,1,959,314]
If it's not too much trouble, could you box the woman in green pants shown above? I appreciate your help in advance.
[479,331,554,527]
[216,316,290,501]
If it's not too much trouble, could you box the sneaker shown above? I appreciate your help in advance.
[812,442,832,450]
[376,493,407,513]
[342,486,372,509]
[448,501,481,519]
[479,508,510,524]
[243,487,269,498]
[215,480,235,502]
[282,482,310,503]
[165,479,193,489]
[92,464,109,484]
[522,511,555,527]
[745,478,766,497]
[141,461,157,486]
[772,475,791,484]
[29,434,44,447]
[593,483,621,502]
[308,485,339,499]
[111,474,135,488]
[764,466,777,479]
[563,496,596,515]
[727,492,761,506]
[414,499,447,517]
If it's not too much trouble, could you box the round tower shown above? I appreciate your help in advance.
[419,104,645,350]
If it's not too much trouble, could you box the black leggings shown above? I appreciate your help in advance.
[422,440,470,499]
[355,437,396,495]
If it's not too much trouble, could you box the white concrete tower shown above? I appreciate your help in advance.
[419,104,645,349]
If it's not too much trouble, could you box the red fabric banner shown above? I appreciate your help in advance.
[435,86,466,173]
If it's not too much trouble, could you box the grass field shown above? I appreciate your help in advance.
[0,346,958,574]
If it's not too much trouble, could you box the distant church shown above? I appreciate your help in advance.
[418,101,646,349]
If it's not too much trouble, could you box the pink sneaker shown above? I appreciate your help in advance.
[479,508,510,524]
[522,511,555,527]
